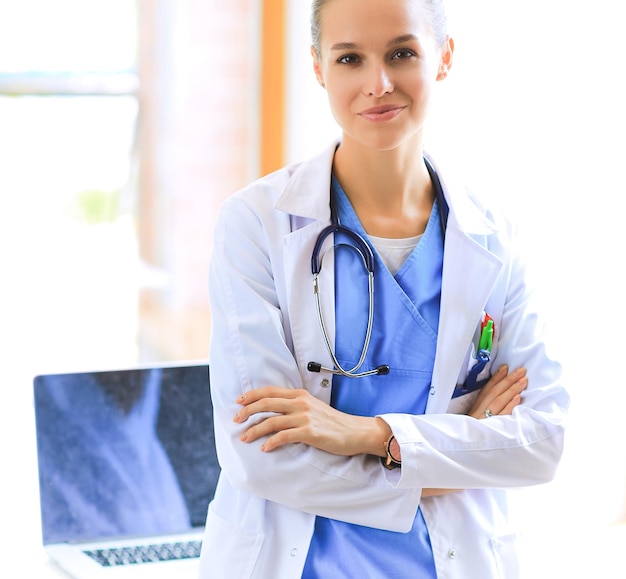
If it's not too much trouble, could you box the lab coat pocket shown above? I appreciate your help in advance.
[200,502,264,579]
[447,388,481,415]
[490,531,521,579]
[447,342,492,415]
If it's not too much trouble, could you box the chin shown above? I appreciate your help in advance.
[350,130,423,154]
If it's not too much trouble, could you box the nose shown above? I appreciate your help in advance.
[364,63,393,97]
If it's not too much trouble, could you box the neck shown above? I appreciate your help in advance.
[332,136,435,238]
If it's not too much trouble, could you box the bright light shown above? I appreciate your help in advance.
[0,0,137,72]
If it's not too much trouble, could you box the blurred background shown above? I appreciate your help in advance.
[1,0,624,576]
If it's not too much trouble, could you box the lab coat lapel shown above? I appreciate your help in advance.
[276,144,504,412]
[278,144,337,401]
[427,226,503,413]
[283,217,336,400]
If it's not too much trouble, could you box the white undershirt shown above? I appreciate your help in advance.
[368,234,423,276]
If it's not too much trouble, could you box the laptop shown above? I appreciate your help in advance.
[33,362,220,578]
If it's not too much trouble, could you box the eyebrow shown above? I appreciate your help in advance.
[330,34,420,52]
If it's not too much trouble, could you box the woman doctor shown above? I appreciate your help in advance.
[199,0,569,577]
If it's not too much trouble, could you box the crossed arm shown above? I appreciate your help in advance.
[233,364,527,467]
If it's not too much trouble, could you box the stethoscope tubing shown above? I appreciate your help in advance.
[308,157,447,378]
[310,270,383,377]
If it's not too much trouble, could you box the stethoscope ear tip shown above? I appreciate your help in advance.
[376,365,390,376]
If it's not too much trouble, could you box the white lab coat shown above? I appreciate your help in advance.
[199,142,569,579]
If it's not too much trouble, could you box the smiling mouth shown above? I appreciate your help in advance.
[358,105,405,121]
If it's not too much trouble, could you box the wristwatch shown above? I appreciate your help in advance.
[382,435,402,470]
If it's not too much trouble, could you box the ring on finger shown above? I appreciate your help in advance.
[484,409,493,418]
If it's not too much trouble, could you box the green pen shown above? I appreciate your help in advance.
[479,319,494,351]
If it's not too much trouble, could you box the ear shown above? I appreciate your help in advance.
[311,45,326,88]
[436,36,455,81]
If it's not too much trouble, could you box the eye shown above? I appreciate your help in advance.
[336,53,361,65]
[391,49,417,61]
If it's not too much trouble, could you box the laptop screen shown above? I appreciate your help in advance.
[33,364,220,545]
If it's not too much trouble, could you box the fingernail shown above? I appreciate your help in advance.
[260,444,267,452]
[240,432,248,441]
[236,394,245,404]
[233,412,240,423]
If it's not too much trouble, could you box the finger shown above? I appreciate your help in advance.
[488,367,526,397]
[477,377,527,418]
[473,367,525,408]
[490,376,527,414]
[482,364,508,391]
[236,386,297,406]
[234,396,299,423]
[261,429,304,452]
[500,394,522,415]
[240,413,301,443]
[471,365,508,407]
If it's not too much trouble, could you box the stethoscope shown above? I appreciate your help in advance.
[307,158,449,378]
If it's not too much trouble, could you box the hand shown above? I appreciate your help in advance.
[234,386,389,456]
[423,366,527,497]
[466,365,527,420]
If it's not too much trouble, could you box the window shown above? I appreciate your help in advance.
[0,0,140,371]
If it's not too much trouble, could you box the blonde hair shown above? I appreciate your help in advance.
[311,0,448,54]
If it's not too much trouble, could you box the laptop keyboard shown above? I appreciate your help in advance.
[84,540,202,567]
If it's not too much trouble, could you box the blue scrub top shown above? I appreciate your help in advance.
[302,177,444,578]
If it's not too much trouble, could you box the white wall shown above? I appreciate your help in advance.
[285,0,340,163]
[285,0,626,564]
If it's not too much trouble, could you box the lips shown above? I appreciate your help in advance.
[358,104,406,122]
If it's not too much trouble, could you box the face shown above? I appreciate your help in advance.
[312,0,453,153]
